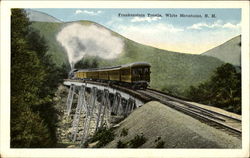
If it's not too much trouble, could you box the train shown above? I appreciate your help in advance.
[69,62,151,89]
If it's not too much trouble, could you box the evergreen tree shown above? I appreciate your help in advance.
[11,9,61,147]
[187,63,241,114]
[74,58,99,69]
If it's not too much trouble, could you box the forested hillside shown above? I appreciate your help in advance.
[30,21,224,97]
[11,9,67,147]
[187,63,241,114]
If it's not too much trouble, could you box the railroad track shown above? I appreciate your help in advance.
[137,88,242,137]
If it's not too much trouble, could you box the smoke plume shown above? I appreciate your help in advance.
[56,23,124,68]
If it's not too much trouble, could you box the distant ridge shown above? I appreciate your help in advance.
[26,9,62,23]
[30,20,224,97]
[202,35,241,66]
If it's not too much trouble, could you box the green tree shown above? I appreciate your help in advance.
[74,57,99,69]
[11,9,61,147]
[187,63,241,114]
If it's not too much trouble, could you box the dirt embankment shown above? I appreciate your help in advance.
[105,101,241,148]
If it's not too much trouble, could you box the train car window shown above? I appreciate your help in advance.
[138,68,142,74]
[144,68,149,74]
[122,69,130,75]
[132,69,137,75]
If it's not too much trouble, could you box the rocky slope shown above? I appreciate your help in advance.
[105,101,241,148]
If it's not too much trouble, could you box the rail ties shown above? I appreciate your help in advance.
[137,88,242,137]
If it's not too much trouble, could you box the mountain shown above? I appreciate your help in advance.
[202,35,241,66]
[26,9,62,23]
[30,20,224,97]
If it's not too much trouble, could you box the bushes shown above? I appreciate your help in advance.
[186,63,241,114]
[117,140,127,148]
[156,141,165,148]
[91,127,167,148]
[120,128,128,137]
[116,133,147,148]
[88,127,115,148]
[129,134,147,148]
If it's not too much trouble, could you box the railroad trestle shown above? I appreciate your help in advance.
[64,81,143,146]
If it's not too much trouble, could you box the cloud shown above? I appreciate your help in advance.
[187,21,241,30]
[131,16,161,23]
[113,21,240,54]
[222,22,241,29]
[75,10,102,15]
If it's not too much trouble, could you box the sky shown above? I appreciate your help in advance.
[32,8,241,54]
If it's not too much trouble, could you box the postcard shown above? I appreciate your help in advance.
[0,1,249,158]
